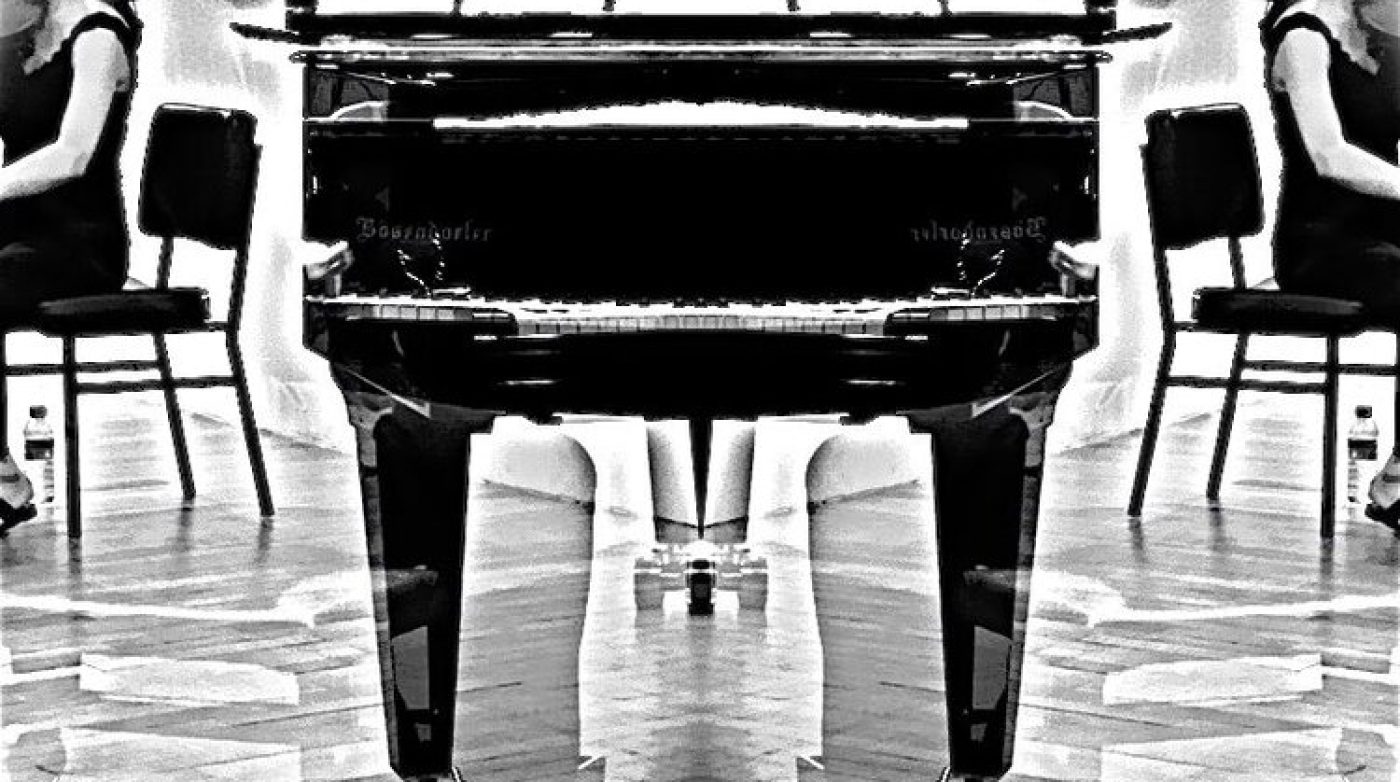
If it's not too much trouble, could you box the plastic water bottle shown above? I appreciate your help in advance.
[1347,405,1380,504]
[22,405,55,504]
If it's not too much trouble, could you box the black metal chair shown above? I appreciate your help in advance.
[2,104,273,538]
[1127,104,1392,538]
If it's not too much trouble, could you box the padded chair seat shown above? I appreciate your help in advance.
[35,288,210,335]
[1192,287,1367,335]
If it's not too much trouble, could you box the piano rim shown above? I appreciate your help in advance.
[275,11,1120,45]
[290,41,1114,65]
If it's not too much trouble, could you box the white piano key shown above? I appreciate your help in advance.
[801,0,1083,12]
[612,0,789,14]
[466,0,600,12]
[796,0,941,14]
[315,0,456,13]
[312,292,1092,334]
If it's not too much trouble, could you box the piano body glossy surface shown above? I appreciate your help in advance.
[272,5,1126,780]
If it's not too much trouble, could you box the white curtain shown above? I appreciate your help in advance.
[108,0,1283,455]
[1050,0,1283,448]
[119,0,351,450]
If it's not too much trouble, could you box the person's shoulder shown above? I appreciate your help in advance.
[23,1,129,72]
[66,2,133,37]
[1273,2,1380,72]
[50,1,132,48]
[1273,1,1345,43]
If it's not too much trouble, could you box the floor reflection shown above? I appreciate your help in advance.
[1,403,1399,781]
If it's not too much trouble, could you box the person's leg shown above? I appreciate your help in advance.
[1279,236,1400,529]
[1366,353,1400,526]
[0,451,36,532]
[1315,241,1400,529]
[0,240,70,532]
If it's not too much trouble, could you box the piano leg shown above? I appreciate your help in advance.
[346,389,600,781]
[909,386,1059,781]
[344,390,495,780]
[806,384,1059,782]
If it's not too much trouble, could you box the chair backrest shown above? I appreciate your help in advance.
[138,104,259,252]
[137,104,261,328]
[1143,104,1264,252]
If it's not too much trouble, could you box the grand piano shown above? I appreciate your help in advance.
[237,1,1156,779]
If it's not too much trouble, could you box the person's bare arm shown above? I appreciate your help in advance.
[1274,26,1400,201]
[0,28,128,202]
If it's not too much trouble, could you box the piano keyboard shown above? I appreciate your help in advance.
[309,291,1091,336]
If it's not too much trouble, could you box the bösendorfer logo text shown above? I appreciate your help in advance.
[355,217,494,244]
[910,216,1048,244]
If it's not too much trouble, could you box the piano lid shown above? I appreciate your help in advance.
[273,0,1124,43]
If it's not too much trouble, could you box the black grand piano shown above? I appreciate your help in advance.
[238,2,1155,779]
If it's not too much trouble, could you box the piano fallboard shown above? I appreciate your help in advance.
[305,123,1099,302]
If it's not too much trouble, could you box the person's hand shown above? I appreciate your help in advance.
[1049,241,1100,282]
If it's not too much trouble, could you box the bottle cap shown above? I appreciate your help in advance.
[1358,405,1374,418]
[28,405,46,418]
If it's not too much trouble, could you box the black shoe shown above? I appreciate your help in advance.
[0,499,37,536]
[1364,499,1400,534]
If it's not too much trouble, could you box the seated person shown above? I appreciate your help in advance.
[0,0,140,531]
[1261,0,1400,527]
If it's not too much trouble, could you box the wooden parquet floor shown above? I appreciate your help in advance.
[0,395,1397,781]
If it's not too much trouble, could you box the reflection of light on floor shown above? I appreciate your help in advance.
[79,654,300,706]
[274,572,369,621]
[56,727,300,781]
[0,591,315,627]
[1102,728,1346,781]
[1103,654,1322,706]
[1088,591,1400,628]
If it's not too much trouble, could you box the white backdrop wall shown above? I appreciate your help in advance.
[60,0,1289,456]
[116,0,349,449]
[1050,0,1283,449]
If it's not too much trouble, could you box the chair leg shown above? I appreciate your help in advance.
[1321,337,1340,538]
[0,334,8,450]
[227,333,273,517]
[1207,333,1249,505]
[154,334,195,502]
[62,338,81,539]
[1129,334,1176,517]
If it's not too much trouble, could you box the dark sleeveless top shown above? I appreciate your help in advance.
[1263,10,1400,312]
[0,10,139,294]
